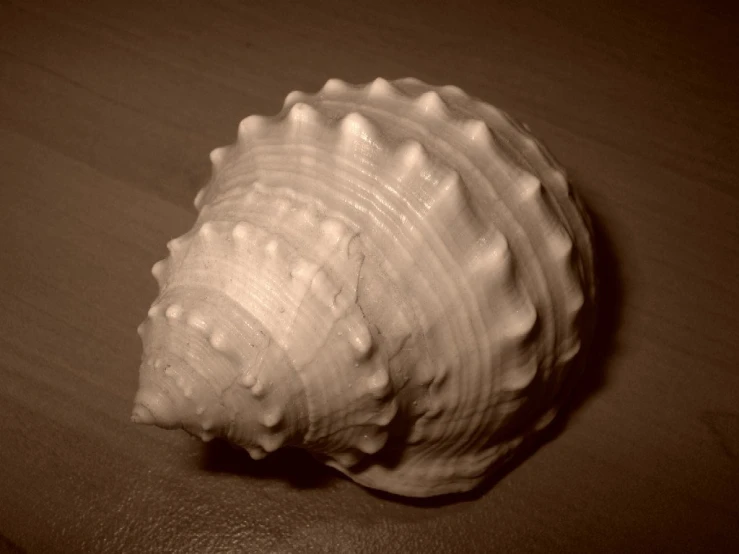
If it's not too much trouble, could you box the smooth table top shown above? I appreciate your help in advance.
[1,1,737,552]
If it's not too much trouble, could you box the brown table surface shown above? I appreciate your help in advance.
[1,1,737,552]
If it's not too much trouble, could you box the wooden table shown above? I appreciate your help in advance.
[1,1,737,552]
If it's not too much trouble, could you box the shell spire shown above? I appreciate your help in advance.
[133,77,596,498]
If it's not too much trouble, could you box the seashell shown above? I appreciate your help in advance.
[132,78,596,498]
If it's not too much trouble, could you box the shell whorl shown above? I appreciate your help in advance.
[133,78,596,497]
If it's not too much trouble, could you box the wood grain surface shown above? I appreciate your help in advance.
[1,0,737,552]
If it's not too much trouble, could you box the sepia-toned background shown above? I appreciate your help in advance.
[1,1,736,552]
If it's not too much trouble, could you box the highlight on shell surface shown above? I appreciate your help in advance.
[132,77,596,498]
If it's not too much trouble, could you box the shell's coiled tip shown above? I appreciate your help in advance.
[130,402,156,425]
[131,389,181,429]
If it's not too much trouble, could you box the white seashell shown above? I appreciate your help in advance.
[132,78,596,497]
